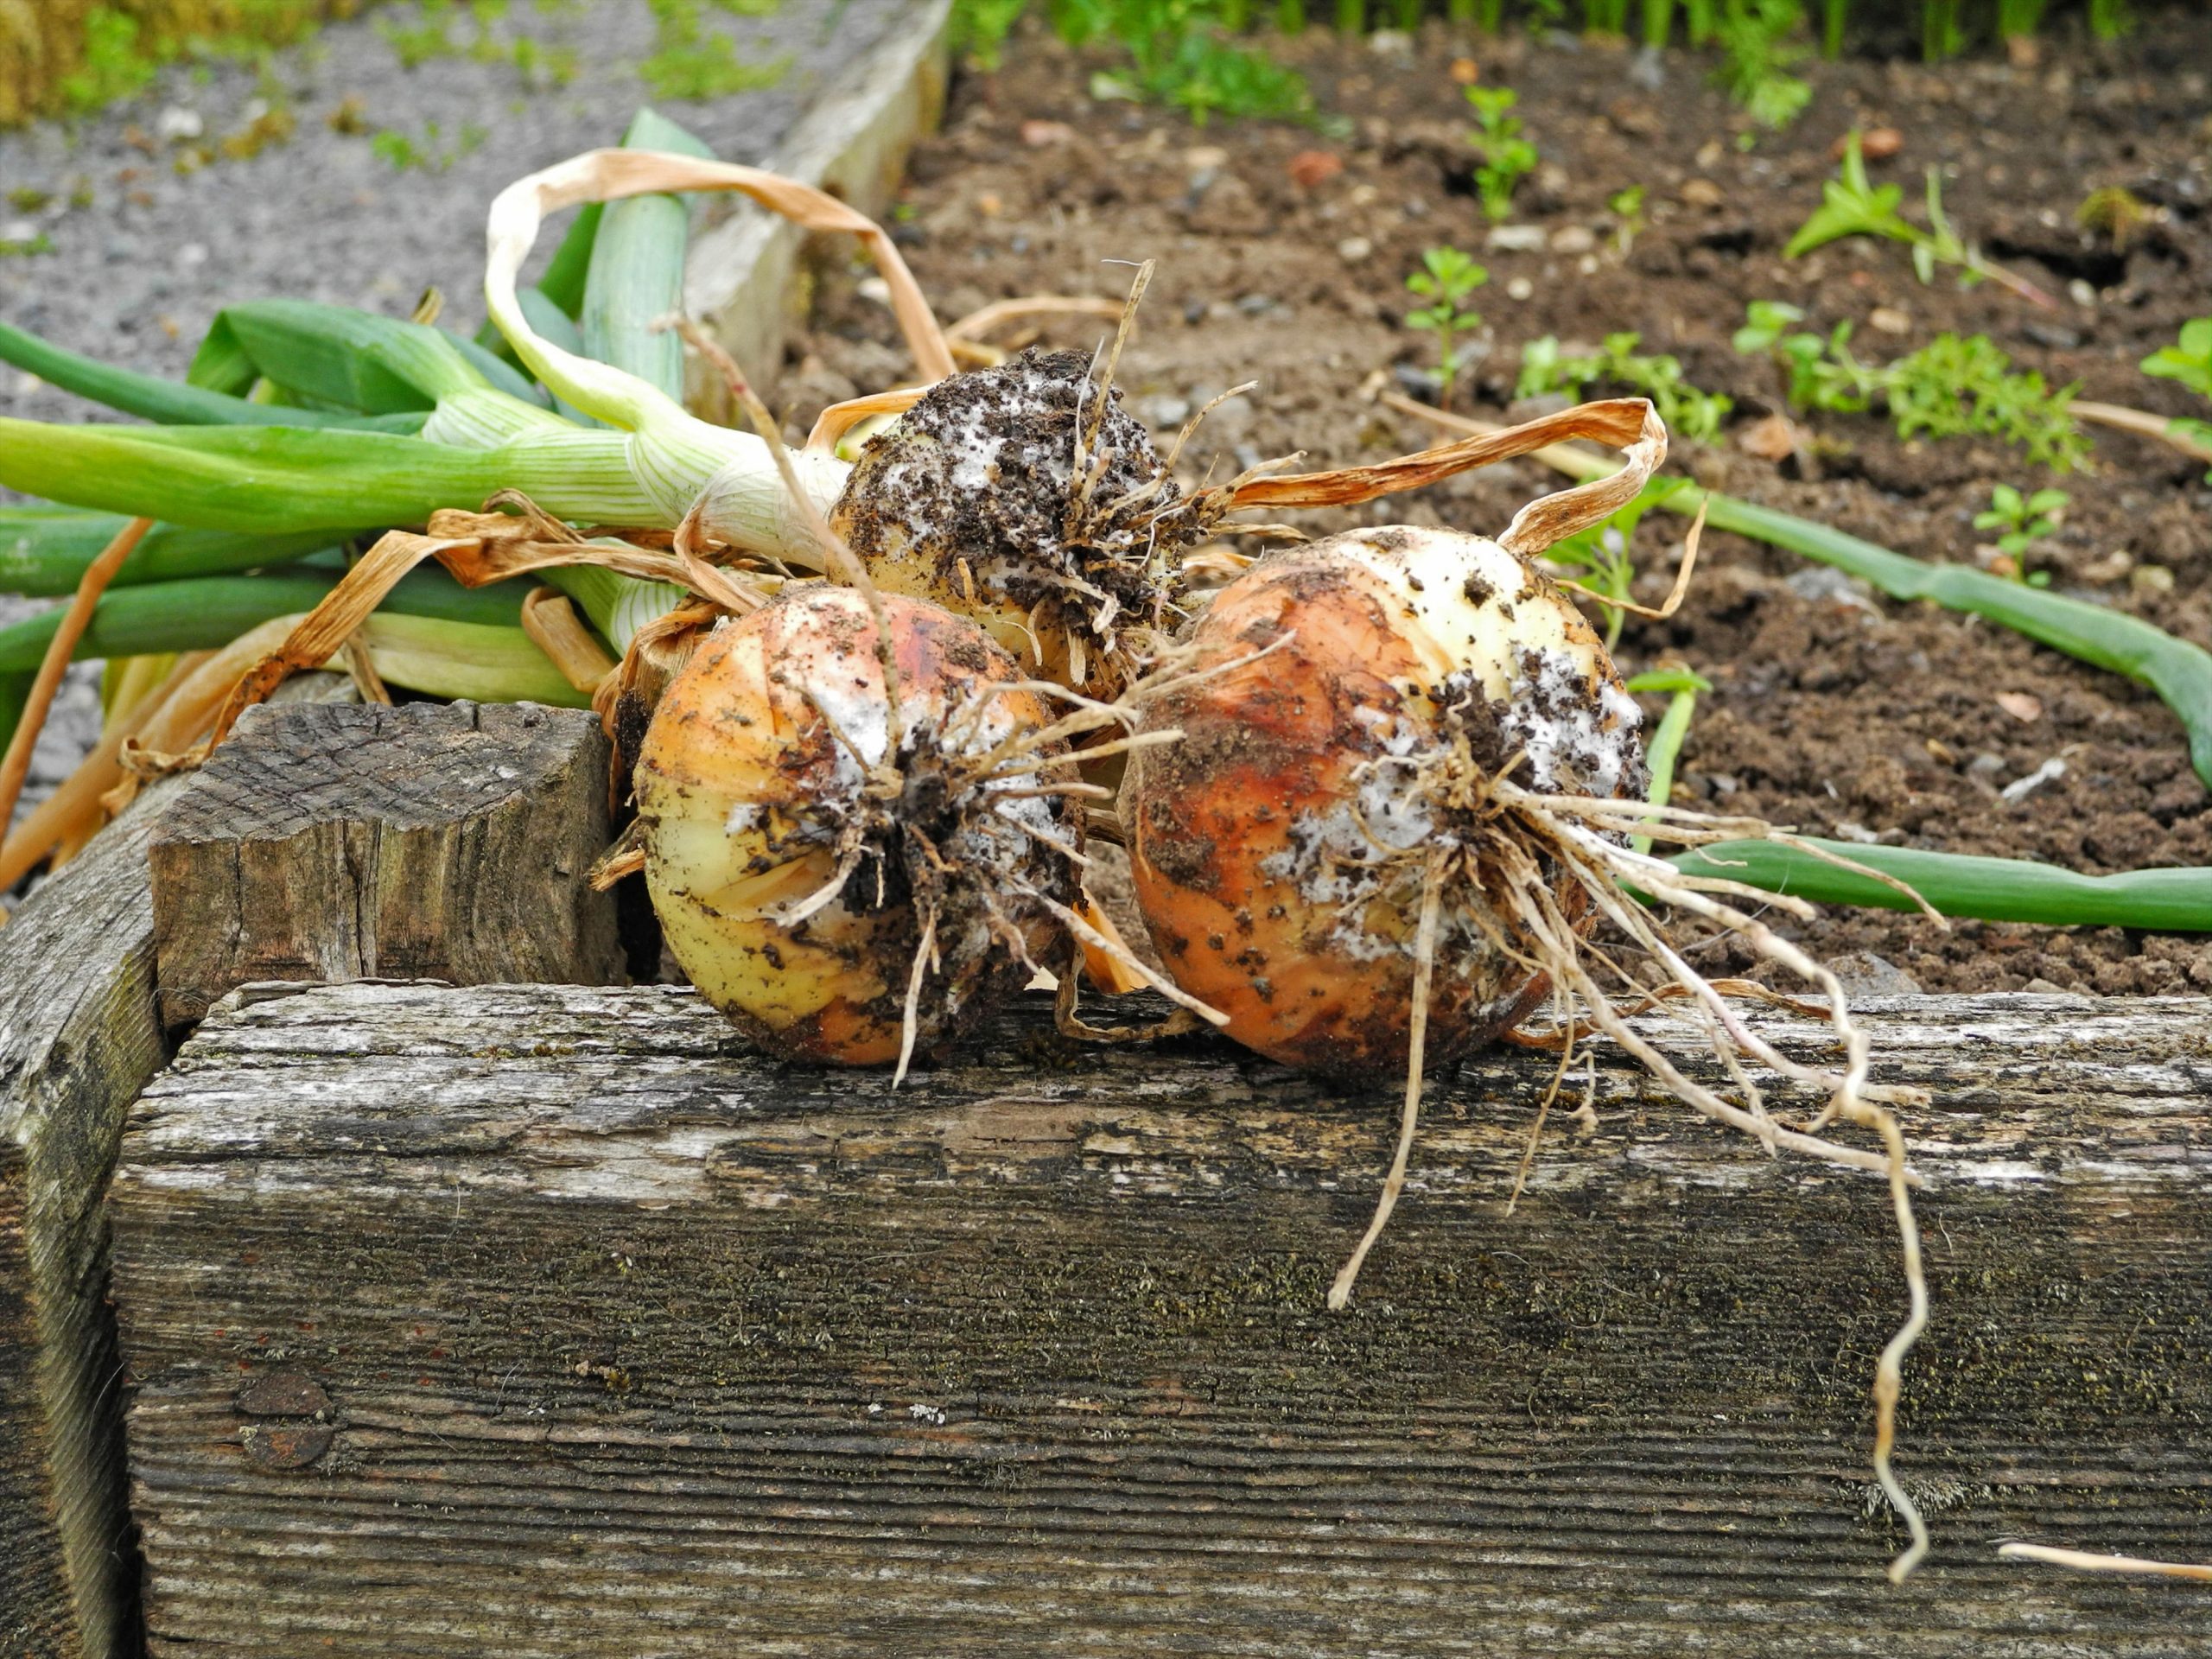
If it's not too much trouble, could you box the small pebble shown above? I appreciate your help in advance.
[1138,394,1190,429]
[1486,224,1547,252]
[1868,306,1912,334]
[155,105,204,143]
[1504,276,1534,301]
[1336,235,1372,263]
[1827,951,1925,997]
[1549,225,1596,255]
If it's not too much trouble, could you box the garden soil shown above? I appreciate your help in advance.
[775,12,2212,997]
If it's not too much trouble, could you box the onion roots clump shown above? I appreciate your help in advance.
[635,583,1084,1076]
[830,347,1225,702]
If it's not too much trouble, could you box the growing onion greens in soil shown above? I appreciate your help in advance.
[947,0,2151,138]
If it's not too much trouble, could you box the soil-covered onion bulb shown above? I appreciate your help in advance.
[1122,524,1646,1077]
[636,584,1078,1070]
[828,349,1213,701]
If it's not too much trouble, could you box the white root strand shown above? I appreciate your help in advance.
[1329,851,1450,1311]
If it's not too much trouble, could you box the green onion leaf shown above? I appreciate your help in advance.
[0,318,426,431]
[1672,839,2212,933]
[0,507,341,596]
[191,300,490,413]
[0,417,663,533]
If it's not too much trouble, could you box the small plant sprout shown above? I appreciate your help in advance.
[1518,335,1732,445]
[1465,86,1538,221]
[1606,183,1647,254]
[1785,132,2057,311]
[1974,484,2067,585]
[1733,304,2088,470]
[1624,663,1712,854]
[2139,318,2212,470]
[2075,185,2152,250]
[1404,247,1489,411]
[1712,0,1813,131]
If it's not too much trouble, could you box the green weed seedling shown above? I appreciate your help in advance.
[2141,317,2212,475]
[1519,334,1732,445]
[1465,86,1537,221]
[1734,302,2085,469]
[1733,299,1876,412]
[641,0,790,100]
[1713,0,1811,130]
[1974,484,2066,585]
[1785,131,2053,308]
[1059,1,1312,124]
[1403,247,1488,411]
[371,119,487,174]
[1606,184,1647,254]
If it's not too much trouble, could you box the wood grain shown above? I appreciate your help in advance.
[108,982,2212,1655]
[0,785,178,1659]
[2,673,353,1658]
[147,701,622,1027]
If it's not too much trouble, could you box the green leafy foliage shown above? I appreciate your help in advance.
[1517,334,1733,445]
[1711,0,1810,130]
[640,0,791,99]
[1783,130,1916,258]
[1734,303,2088,470]
[55,2,327,115]
[1058,1,1313,124]
[2140,317,2212,477]
[951,0,1031,66]
[1606,183,1646,253]
[370,119,487,174]
[1402,246,1488,410]
[1732,300,1874,412]
[1887,334,2085,469]
[1465,86,1537,220]
[1973,483,2067,584]
[59,7,161,111]
[1785,130,2017,296]
[2142,318,2212,400]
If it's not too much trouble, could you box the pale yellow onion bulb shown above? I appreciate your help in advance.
[1122,524,1646,1077]
[637,585,1077,1067]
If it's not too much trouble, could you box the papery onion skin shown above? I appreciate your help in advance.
[1123,525,1647,1078]
[637,585,1076,1066]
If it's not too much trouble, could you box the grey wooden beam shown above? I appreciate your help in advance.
[111,981,2212,1656]
[0,785,179,1659]
[147,701,623,1028]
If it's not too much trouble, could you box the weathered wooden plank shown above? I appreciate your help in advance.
[2,673,355,1658]
[110,982,2212,1655]
[147,701,623,1027]
[0,785,179,1659]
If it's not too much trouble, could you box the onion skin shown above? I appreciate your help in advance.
[1123,525,1645,1078]
[637,585,1074,1067]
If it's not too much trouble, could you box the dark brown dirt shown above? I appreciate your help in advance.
[773,14,2212,996]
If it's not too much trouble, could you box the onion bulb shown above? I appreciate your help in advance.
[829,349,1215,701]
[1122,524,1644,1077]
[635,583,1080,1072]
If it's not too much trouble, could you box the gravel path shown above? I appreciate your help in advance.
[2,0,912,833]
